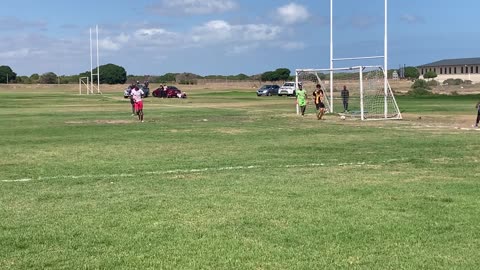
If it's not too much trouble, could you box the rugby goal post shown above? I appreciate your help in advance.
[295,66,402,120]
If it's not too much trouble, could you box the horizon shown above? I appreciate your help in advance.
[1,0,479,77]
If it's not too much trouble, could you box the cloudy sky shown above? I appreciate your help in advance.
[0,0,478,76]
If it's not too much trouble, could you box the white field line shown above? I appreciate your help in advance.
[0,160,404,183]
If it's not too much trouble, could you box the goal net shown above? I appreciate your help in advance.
[295,66,402,120]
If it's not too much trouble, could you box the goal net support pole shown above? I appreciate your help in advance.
[328,0,398,120]
[89,25,102,95]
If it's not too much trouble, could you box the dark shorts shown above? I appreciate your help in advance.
[316,103,325,110]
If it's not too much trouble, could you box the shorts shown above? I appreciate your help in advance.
[316,103,325,110]
[134,100,143,111]
[130,98,135,105]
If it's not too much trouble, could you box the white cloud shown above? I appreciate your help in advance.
[150,0,237,15]
[276,3,310,25]
[191,20,282,45]
[99,38,122,51]
[0,48,30,58]
[227,44,259,55]
[400,14,424,24]
[281,41,305,51]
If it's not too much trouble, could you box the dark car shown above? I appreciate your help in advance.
[256,85,280,96]
[152,86,187,98]
[140,84,150,97]
[123,84,149,98]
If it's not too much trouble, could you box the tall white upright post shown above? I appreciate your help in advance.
[90,28,93,94]
[329,0,334,113]
[360,67,365,120]
[295,71,299,115]
[96,25,100,93]
[384,0,388,118]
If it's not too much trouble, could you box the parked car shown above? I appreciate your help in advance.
[123,84,149,98]
[140,84,150,97]
[152,86,187,98]
[256,85,280,96]
[278,82,297,96]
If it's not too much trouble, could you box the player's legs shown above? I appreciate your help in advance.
[136,101,144,122]
[130,99,135,115]
[300,105,306,116]
[475,111,479,127]
[318,103,325,120]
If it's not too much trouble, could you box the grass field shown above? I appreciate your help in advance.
[1,85,480,269]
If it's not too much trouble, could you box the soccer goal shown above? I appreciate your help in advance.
[296,66,402,120]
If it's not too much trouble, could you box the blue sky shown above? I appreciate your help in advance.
[0,0,478,76]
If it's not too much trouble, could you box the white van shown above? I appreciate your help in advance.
[278,82,297,96]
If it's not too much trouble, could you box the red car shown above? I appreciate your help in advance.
[152,86,187,98]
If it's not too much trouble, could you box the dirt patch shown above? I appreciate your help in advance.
[215,128,247,135]
[65,120,133,125]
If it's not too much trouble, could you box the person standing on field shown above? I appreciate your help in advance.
[312,84,326,120]
[130,86,145,122]
[296,83,308,116]
[341,85,350,112]
[474,101,480,128]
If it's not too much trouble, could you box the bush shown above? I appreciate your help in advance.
[443,78,464,85]
[427,80,439,87]
[411,79,430,90]
[424,71,438,80]
[408,87,432,96]
[464,80,473,85]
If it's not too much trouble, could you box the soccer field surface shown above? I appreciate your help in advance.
[1,86,479,269]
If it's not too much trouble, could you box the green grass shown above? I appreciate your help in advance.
[1,88,480,269]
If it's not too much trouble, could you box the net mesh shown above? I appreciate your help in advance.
[362,67,401,120]
[295,66,401,120]
[296,70,331,112]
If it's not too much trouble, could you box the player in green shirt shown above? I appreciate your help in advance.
[296,83,307,116]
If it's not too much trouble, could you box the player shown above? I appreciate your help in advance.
[474,101,480,128]
[312,84,326,120]
[296,83,307,116]
[124,86,135,116]
[130,86,145,122]
[341,85,350,112]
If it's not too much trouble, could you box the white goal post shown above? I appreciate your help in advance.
[295,66,402,120]
[79,77,93,95]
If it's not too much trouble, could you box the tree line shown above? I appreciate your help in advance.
[0,64,424,85]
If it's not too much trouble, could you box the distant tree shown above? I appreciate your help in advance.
[39,72,58,84]
[64,75,80,84]
[30,73,39,81]
[16,76,31,84]
[274,68,291,81]
[91,63,127,84]
[234,73,249,80]
[159,73,178,83]
[423,71,437,80]
[175,73,199,85]
[261,71,278,82]
[0,65,16,83]
[404,66,420,80]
